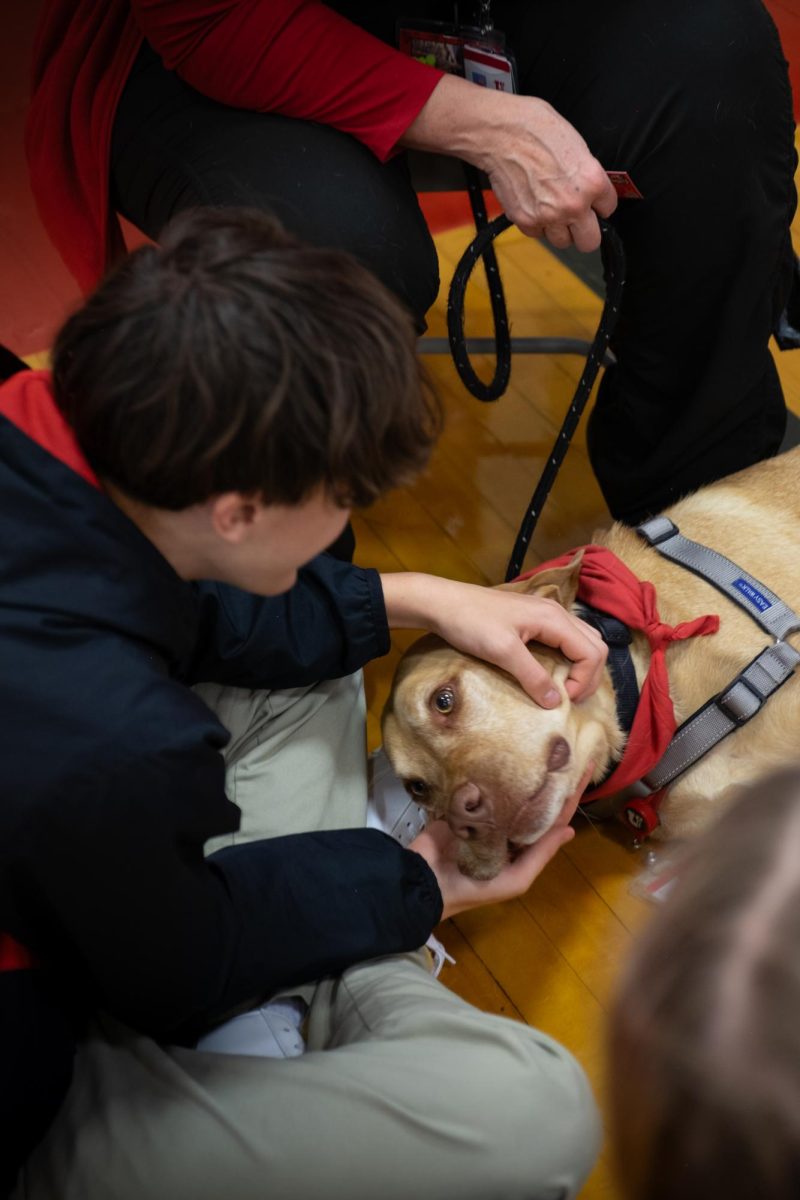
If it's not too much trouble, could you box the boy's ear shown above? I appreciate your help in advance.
[497,550,584,610]
[209,493,258,542]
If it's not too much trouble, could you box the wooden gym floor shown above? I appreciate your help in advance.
[3,5,800,1196]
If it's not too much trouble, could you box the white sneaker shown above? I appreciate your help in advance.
[367,748,428,847]
[196,996,308,1058]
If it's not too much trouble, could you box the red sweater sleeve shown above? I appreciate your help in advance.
[131,0,443,161]
[26,0,443,293]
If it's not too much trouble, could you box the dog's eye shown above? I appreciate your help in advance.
[407,780,428,798]
[433,687,455,715]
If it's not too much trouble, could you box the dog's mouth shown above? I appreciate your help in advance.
[504,823,548,863]
[506,777,569,846]
[451,784,571,879]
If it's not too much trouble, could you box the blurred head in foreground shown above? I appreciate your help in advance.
[610,768,800,1200]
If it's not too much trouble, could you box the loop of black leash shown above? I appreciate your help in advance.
[444,183,626,580]
[446,165,513,402]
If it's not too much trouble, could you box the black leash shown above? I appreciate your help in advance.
[446,164,513,402]
[445,174,627,580]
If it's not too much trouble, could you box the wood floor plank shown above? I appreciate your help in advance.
[392,442,520,583]
[560,822,655,939]
[429,374,589,537]
[433,920,526,1023]
[518,846,639,1009]
[452,899,609,1095]
[351,513,406,575]
[362,484,487,583]
[772,336,800,419]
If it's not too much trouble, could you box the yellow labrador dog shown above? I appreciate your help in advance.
[382,449,800,879]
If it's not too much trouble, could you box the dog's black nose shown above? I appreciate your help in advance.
[548,736,570,772]
[448,782,490,839]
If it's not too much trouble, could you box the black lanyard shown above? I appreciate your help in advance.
[477,0,493,33]
[452,2,494,35]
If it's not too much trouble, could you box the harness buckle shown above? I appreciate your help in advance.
[717,641,800,726]
[619,790,664,842]
[717,678,763,724]
[635,516,678,547]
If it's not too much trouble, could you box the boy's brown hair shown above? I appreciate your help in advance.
[52,208,441,509]
[609,768,800,1200]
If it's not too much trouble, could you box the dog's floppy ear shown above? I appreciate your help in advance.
[498,549,584,609]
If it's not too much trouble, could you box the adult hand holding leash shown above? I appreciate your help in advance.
[401,74,618,252]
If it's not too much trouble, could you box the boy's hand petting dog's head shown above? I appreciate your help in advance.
[382,560,618,880]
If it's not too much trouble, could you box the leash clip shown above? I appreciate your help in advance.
[619,782,663,843]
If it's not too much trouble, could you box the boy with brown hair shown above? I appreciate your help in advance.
[1,209,603,1198]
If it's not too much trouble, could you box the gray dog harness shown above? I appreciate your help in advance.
[616,516,800,837]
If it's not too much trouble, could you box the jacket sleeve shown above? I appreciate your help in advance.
[130,0,443,161]
[185,554,390,689]
[11,727,441,1042]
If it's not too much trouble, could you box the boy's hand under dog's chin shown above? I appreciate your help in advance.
[409,763,595,915]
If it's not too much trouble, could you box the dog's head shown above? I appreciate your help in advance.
[382,554,620,879]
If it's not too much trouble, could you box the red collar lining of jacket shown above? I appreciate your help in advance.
[0,933,36,972]
[0,370,101,489]
[0,368,93,971]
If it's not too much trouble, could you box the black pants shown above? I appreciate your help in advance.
[111,0,797,523]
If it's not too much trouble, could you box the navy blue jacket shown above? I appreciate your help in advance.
[0,376,441,1186]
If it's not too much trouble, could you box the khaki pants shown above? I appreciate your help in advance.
[15,675,600,1200]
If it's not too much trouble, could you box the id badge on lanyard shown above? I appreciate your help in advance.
[397,1,518,93]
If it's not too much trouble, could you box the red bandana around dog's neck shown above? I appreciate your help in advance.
[517,546,720,800]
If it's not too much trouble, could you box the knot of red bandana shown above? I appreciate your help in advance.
[517,545,719,799]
